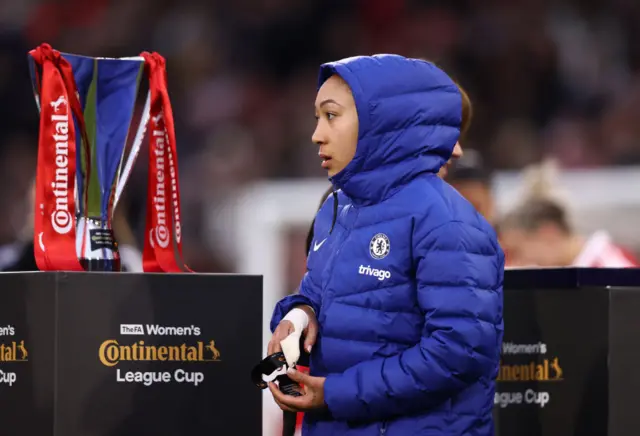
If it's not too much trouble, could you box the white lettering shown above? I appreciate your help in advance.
[149,119,182,249]
[167,145,182,244]
[501,342,547,355]
[150,129,170,249]
[49,97,73,235]
[115,369,204,386]
[0,326,15,336]
[358,264,391,281]
[174,369,204,386]
[494,390,550,408]
[494,391,523,408]
[525,389,550,408]
[145,325,201,336]
[120,324,144,335]
[0,370,17,386]
[116,369,171,387]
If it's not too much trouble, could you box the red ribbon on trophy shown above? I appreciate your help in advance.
[29,44,88,271]
[29,44,191,273]
[140,52,191,273]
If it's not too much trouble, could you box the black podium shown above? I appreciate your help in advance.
[495,267,640,436]
[0,272,262,436]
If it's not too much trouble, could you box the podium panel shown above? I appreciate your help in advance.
[0,272,262,436]
[496,268,640,436]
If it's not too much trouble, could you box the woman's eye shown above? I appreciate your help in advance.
[327,113,336,120]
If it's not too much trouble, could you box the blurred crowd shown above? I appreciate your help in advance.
[0,0,639,271]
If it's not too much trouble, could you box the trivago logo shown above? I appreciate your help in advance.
[98,338,220,387]
[358,265,391,281]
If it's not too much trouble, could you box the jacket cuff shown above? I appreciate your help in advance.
[270,294,318,333]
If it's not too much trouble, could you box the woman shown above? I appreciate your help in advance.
[497,161,638,268]
[268,55,504,435]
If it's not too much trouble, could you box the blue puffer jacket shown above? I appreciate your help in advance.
[271,55,504,436]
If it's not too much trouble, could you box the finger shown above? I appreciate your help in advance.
[280,320,294,336]
[303,320,318,353]
[267,340,277,355]
[270,381,307,408]
[275,397,297,413]
[275,391,309,411]
[286,368,310,384]
[270,323,293,355]
[269,383,303,412]
[268,383,298,412]
[268,337,282,354]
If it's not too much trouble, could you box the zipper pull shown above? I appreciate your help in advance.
[380,422,387,435]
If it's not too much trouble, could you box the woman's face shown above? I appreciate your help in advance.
[312,75,359,177]
[438,142,463,178]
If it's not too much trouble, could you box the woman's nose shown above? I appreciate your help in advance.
[312,118,330,146]
[452,142,464,159]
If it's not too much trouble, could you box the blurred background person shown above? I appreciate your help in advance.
[499,196,638,268]
[445,149,496,225]
[0,1,640,434]
[0,0,638,273]
[439,81,497,225]
[498,161,638,268]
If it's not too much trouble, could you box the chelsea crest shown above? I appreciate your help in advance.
[370,233,390,260]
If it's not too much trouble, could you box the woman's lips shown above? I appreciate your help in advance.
[319,153,332,169]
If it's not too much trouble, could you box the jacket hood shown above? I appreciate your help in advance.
[318,54,462,205]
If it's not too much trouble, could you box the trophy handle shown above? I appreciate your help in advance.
[113,90,150,213]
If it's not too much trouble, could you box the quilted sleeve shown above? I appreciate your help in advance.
[270,198,331,332]
[323,219,504,421]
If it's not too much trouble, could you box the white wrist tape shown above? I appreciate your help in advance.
[282,307,309,334]
[280,308,310,367]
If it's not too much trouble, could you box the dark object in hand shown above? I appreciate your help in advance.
[251,352,302,396]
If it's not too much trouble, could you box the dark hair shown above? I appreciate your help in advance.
[499,197,572,234]
[446,148,492,184]
[458,82,473,138]
[305,186,335,255]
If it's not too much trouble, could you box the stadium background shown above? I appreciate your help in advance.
[1,0,639,434]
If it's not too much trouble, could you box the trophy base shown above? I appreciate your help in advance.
[79,258,122,272]
[76,217,122,272]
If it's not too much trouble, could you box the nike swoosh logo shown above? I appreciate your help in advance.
[313,238,327,251]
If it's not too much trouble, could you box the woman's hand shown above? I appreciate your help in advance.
[268,305,318,355]
[269,368,327,412]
